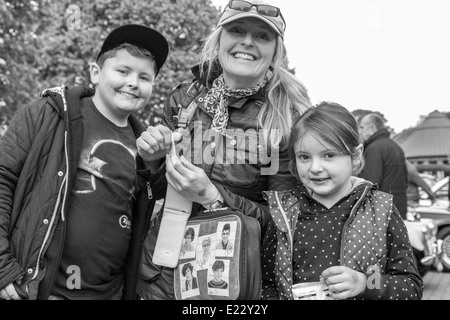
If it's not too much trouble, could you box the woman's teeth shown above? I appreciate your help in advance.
[234,53,255,61]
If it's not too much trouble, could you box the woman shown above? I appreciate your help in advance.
[128,0,311,300]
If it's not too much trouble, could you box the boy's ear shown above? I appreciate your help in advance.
[90,62,101,86]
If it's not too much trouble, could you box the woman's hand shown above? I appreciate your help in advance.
[320,266,366,300]
[166,154,219,205]
[136,125,182,168]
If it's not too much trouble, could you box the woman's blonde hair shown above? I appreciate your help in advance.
[199,26,311,149]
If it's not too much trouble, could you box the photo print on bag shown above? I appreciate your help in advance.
[207,259,230,297]
[215,221,237,257]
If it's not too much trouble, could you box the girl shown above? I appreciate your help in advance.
[261,102,423,300]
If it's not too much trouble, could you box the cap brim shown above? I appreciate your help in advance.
[217,11,282,37]
[97,24,169,76]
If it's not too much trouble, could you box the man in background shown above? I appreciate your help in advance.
[359,113,408,219]
[406,160,436,208]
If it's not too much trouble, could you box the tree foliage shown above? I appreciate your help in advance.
[1,0,55,126]
[1,0,220,127]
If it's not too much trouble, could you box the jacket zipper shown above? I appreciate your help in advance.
[146,181,153,199]
[339,185,371,265]
[31,174,67,281]
[275,192,293,257]
[32,112,70,283]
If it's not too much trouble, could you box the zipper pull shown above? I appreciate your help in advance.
[146,182,153,200]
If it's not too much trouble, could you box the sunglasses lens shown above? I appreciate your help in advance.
[230,0,252,12]
[258,5,279,17]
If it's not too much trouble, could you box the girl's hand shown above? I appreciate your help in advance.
[166,154,219,205]
[321,266,366,300]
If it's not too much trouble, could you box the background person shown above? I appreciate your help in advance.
[262,102,422,300]
[406,159,436,208]
[358,113,408,219]
[129,0,311,300]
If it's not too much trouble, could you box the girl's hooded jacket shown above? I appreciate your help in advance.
[261,178,423,300]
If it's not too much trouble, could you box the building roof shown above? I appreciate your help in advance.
[396,110,450,158]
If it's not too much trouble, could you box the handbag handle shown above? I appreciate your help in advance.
[215,185,240,212]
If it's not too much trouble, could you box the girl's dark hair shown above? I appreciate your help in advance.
[288,101,364,180]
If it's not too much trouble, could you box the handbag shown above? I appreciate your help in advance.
[173,206,262,300]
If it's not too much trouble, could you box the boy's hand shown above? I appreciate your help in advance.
[0,283,22,300]
[320,266,366,300]
[137,125,181,166]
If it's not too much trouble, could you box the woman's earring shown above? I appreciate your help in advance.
[266,68,274,80]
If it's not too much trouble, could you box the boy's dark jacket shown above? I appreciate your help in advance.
[0,86,159,299]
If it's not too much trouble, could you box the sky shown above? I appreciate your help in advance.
[211,0,450,133]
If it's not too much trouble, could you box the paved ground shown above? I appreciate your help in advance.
[422,271,450,300]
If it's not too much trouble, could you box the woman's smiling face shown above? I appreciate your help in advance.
[218,17,277,89]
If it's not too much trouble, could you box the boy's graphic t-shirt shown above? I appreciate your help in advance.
[53,97,137,299]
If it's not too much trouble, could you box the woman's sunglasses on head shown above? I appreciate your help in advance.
[228,0,282,18]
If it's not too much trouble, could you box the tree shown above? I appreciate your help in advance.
[0,0,55,127]
[1,0,220,127]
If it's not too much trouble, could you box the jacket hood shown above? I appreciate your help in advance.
[40,85,95,120]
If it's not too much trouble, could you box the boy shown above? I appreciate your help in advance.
[0,24,169,300]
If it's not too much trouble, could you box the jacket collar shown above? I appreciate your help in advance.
[43,85,94,121]
[44,85,145,136]
[191,62,266,108]
[364,128,390,147]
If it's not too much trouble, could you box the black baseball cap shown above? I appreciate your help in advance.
[96,24,169,76]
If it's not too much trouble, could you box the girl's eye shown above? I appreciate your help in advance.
[324,152,336,159]
[297,154,310,161]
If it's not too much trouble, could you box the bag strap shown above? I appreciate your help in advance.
[175,81,205,130]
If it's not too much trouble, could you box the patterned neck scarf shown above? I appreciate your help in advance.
[203,74,268,136]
